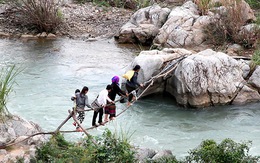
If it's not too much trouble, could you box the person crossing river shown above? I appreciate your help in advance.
[73,86,93,132]
[104,76,128,122]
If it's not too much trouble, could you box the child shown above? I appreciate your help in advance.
[71,89,80,127]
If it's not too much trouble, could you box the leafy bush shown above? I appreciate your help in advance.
[185,138,260,163]
[34,129,136,162]
[34,133,260,163]
[5,0,62,33]
[0,65,20,121]
[83,128,136,163]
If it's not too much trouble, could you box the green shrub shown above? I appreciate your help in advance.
[5,0,62,33]
[84,128,136,163]
[34,133,80,162]
[34,129,136,162]
[185,138,260,163]
[0,65,20,121]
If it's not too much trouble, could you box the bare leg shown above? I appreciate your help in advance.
[104,114,109,122]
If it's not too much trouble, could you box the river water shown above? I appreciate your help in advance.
[1,38,260,159]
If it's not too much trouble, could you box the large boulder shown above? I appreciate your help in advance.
[232,85,260,105]
[122,48,192,96]
[169,49,245,107]
[153,1,211,48]
[248,66,260,92]
[124,48,260,108]
[0,115,46,163]
[115,4,171,45]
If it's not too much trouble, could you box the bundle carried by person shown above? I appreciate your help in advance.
[122,70,134,81]
[91,96,101,111]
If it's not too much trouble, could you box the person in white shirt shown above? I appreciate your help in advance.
[92,85,114,127]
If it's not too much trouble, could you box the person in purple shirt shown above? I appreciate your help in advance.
[104,76,128,121]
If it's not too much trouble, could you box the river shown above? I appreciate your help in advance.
[1,38,260,159]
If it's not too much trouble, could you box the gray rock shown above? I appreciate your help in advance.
[152,149,173,160]
[135,148,157,162]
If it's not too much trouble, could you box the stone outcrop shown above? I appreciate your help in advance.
[115,4,171,45]
[117,0,257,51]
[0,115,46,163]
[248,66,260,92]
[153,1,210,48]
[135,148,174,162]
[125,48,260,108]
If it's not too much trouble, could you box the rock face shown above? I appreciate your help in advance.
[171,49,245,107]
[0,115,46,163]
[153,1,210,48]
[117,0,257,51]
[125,48,260,108]
[115,4,171,45]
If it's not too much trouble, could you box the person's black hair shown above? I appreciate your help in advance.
[106,84,112,90]
[133,65,141,71]
[81,86,89,94]
[75,89,80,94]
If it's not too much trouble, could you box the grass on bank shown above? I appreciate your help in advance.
[0,65,20,122]
[75,0,150,9]
[5,0,62,33]
[202,0,260,51]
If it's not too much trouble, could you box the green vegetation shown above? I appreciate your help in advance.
[204,0,260,49]
[75,0,150,10]
[252,49,260,65]
[0,0,6,4]
[0,65,20,121]
[33,131,260,163]
[245,0,260,9]
[185,139,260,162]
[194,0,212,15]
[34,129,136,162]
[5,0,62,33]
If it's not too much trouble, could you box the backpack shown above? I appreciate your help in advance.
[122,70,134,81]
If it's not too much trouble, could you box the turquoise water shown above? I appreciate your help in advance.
[1,38,260,159]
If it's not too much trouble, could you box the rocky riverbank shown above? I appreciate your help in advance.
[0,2,134,40]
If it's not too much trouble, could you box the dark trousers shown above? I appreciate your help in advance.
[126,84,136,102]
[92,108,103,125]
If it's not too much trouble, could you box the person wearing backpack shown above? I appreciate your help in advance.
[73,86,92,132]
[125,65,144,106]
